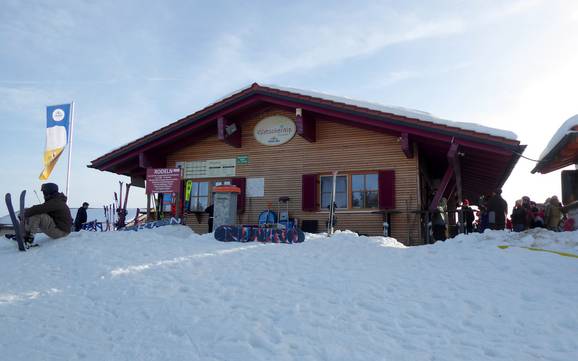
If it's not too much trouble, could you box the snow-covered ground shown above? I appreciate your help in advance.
[1,227,577,361]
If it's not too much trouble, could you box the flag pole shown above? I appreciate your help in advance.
[65,101,75,197]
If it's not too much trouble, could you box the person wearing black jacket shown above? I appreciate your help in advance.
[462,199,475,234]
[23,183,72,243]
[511,199,527,232]
[486,189,508,230]
[204,204,214,233]
[74,202,89,231]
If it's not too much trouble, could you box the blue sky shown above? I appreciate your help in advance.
[1,0,577,216]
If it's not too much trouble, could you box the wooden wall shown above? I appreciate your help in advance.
[166,107,422,245]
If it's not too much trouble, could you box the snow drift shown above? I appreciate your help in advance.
[1,227,577,361]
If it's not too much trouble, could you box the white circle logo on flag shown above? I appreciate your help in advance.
[52,109,65,122]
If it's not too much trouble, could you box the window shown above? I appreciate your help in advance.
[320,175,348,208]
[189,181,209,212]
[352,173,378,209]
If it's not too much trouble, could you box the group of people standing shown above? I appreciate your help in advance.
[510,195,564,232]
[430,189,569,243]
[476,192,566,233]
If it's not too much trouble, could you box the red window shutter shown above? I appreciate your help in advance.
[378,170,395,209]
[302,174,318,211]
[231,177,246,213]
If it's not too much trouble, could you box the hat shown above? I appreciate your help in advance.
[41,183,59,196]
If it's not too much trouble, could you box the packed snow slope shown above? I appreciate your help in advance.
[1,227,577,361]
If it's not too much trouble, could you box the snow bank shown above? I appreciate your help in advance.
[1,227,576,361]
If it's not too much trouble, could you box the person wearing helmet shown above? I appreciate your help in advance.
[23,183,73,244]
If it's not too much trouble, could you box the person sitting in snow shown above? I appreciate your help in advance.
[23,183,73,244]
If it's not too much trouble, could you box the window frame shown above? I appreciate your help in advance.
[186,178,232,212]
[318,171,380,211]
[320,175,349,209]
[351,173,379,209]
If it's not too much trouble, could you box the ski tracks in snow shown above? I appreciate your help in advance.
[109,243,264,277]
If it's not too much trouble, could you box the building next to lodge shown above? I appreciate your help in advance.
[89,83,525,245]
[531,114,578,229]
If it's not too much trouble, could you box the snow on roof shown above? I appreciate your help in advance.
[538,114,578,160]
[261,84,519,140]
[210,83,518,141]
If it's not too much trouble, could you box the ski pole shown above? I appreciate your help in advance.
[33,190,42,203]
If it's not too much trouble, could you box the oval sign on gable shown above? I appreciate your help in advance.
[254,115,296,146]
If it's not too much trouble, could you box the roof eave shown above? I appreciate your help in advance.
[531,132,578,174]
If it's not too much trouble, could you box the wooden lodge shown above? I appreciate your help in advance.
[89,83,526,245]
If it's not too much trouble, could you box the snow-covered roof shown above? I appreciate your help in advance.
[91,82,521,171]
[538,114,578,161]
[256,84,519,140]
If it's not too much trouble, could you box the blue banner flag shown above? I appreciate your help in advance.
[39,103,72,180]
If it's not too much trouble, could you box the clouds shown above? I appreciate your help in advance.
[201,6,466,79]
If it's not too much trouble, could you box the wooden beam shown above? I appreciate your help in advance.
[295,108,316,142]
[217,117,242,148]
[447,143,463,204]
[401,132,413,158]
[429,165,454,212]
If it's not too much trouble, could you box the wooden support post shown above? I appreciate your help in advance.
[447,143,463,205]
[429,166,454,212]
[147,193,151,222]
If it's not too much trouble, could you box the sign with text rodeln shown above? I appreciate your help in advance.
[146,168,181,194]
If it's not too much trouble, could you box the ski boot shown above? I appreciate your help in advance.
[23,233,38,248]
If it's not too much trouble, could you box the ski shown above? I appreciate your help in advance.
[327,171,338,235]
[134,208,140,226]
[5,192,26,251]
[123,183,131,212]
[116,183,131,229]
[19,190,27,246]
